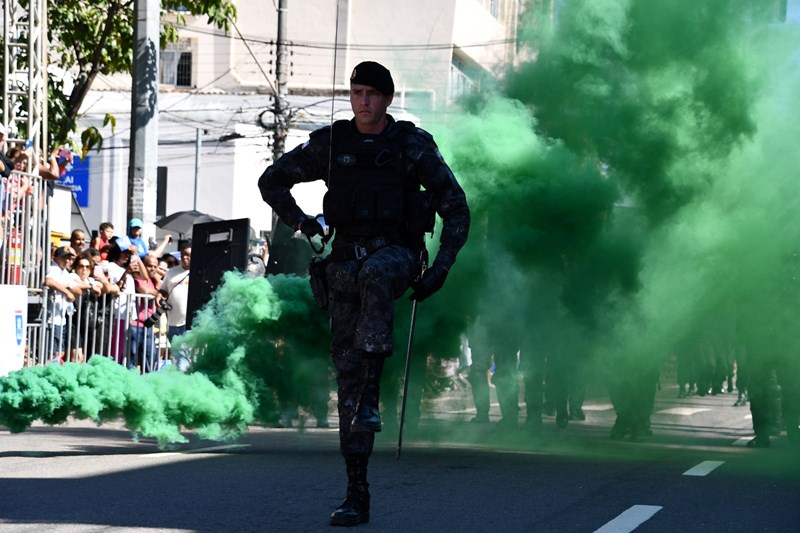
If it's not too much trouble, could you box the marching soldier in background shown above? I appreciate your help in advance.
[259,61,470,526]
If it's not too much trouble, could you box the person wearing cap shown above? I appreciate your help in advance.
[259,60,470,526]
[128,218,149,259]
[44,245,79,359]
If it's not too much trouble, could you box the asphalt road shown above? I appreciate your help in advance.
[1,383,799,532]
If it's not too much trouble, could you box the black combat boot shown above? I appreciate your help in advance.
[330,457,370,526]
[351,356,385,433]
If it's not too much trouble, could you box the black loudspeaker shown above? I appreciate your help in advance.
[186,218,250,329]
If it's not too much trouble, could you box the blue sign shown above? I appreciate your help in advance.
[15,310,23,346]
[55,155,90,207]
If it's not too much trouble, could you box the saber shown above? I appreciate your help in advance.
[396,297,419,460]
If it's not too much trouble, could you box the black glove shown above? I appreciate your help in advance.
[298,217,324,237]
[409,262,449,302]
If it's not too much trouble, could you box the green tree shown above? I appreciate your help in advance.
[48,0,237,154]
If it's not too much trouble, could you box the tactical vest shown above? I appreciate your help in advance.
[322,119,434,239]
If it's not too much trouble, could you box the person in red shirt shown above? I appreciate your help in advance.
[91,222,114,260]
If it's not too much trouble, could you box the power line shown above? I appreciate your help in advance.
[227,17,278,95]
[179,25,516,52]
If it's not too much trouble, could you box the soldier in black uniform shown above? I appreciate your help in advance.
[258,61,470,527]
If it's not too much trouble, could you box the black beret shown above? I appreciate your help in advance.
[350,61,394,95]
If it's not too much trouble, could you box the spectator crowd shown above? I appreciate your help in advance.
[42,218,191,372]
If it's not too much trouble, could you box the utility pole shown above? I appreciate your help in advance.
[273,0,289,161]
[128,0,159,228]
[270,0,289,229]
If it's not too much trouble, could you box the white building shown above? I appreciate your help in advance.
[75,0,523,245]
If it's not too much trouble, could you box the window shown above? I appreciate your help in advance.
[450,56,476,101]
[176,52,192,86]
[478,0,500,18]
[161,39,193,87]
[490,0,499,19]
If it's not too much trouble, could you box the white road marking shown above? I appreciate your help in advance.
[594,505,663,533]
[141,444,251,457]
[732,437,752,446]
[657,407,710,416]
[582,403,614,411]
[744,414,752,419]
[449,402,615,415]
[683,460,725,476]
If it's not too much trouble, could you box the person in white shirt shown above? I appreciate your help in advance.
[157,244,191,369]
[43,246,78,358]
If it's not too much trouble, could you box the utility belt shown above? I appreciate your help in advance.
[307,236,394,310]
[328,236,391,262]
[308,234,425,309]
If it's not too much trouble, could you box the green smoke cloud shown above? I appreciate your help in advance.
[424,0,800,424]
[0,356,252,446]
[0,272,330,445]
[3,0,799,449]
[509,0,760,223]
[178,272,331,424]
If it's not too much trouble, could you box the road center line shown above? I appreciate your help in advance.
[683,460,725,476]
[594,505,663,533]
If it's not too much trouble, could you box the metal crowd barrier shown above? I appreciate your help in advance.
[3,169,181,373]
[1,169,49,288]
[29,289,172,373]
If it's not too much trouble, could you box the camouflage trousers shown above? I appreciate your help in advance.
[326,245,417,458]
